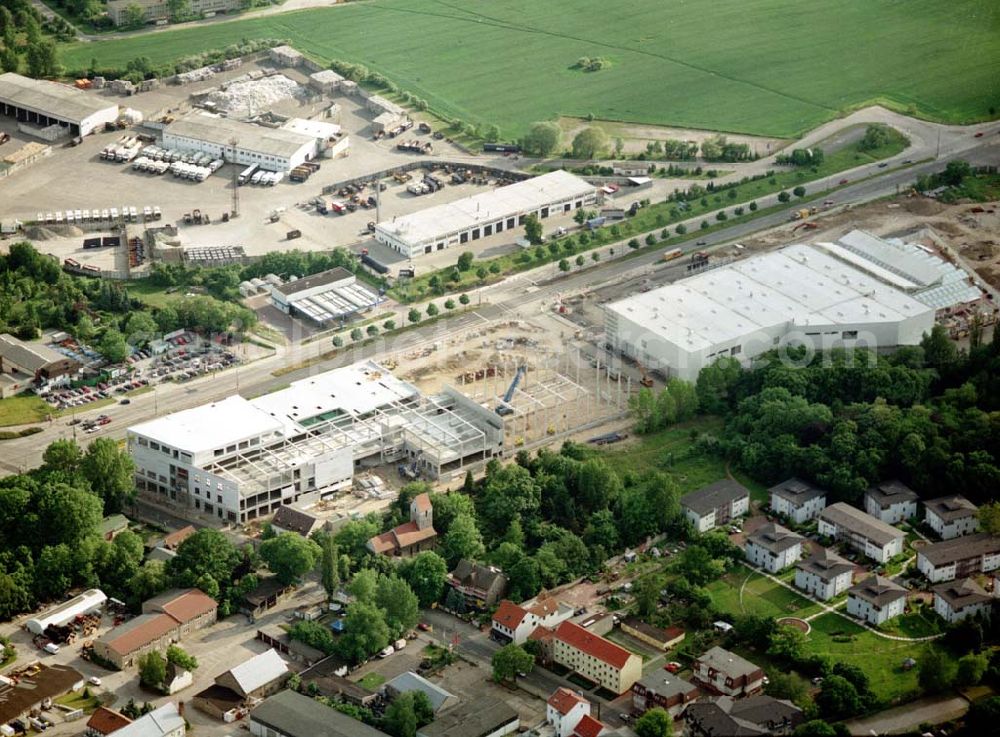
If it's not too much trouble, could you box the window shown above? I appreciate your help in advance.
[150,442,160,451]
[217,494,222,503]
[842,330,858,339]
[730,345,741,355]
[471,228,480,240]
[460,232,468,244]
[484,224,493,236]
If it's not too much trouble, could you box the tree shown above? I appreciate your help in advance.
[793,720,844,737]
[444,299,456,310]
[696,356,742,414]
[376,575,420,637]
[166,528,240,601]
[337,600,390,664]
[793,185,807,198]
[633,573,663,617]
[166,644,198,671]
[348,569,379,603]
[334,517,380,563]
[777,190,791,203]
[289,619,335,655]
[259,533,321,585]
[367,325,379,337]
[558,259,570,272]
[815,675,861,719]
[765,672,808,705]
[572,127,609,159]
[440,513,485,567]
[957,652,988,687]
[99,328,129,364]
[123,312,158,346]
[858,124,891,152]
[749,201,758,211]
[37,482,103,547]
[575,254,585,267]
[383,320,396,331]
[965,697,1000,736]
[979,501,1000,535]
[25,40,58,78]
[42,439,82,476]
[408,309,421,324]
[399,551,448,607]
[768,625,808,663]
[921,324,957,370]
[138,651,167,689]
[382,691,434,737]
[332,336,344,348]
[491,643,533,682]
[459,293,470,306]
[350,327,364,342]
[524,214,543,245]
[456,252,474,272]
[321,536,340,600]
[521,121,561,157]
[634,708,674,737]
[82,438,136,514]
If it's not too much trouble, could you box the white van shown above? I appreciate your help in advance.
[43,642,60,654]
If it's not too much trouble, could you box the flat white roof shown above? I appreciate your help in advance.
[130,395,284,453]
[165,114,315,159]
[282,117,341,140]
[376,170,594,246]
[606,244,934,353]
[0,72,118,124]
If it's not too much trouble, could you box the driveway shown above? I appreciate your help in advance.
[842,693,970,735]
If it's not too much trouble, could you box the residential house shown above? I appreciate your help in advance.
[817,503,905,563]
[447,559,508,609]
[692,646,764,697]
[491,598,573,645]
[631,670,699,717]
[417,697,519,737]
[112,703,185,737]
[933,578,993,623]
[619,618,685,651]
[383,672,457,713]
[768,478,827,524]
[367,493,437,557]
[917,533,1000,583]
[250,689,391,737]
[744,523,804,573]
[552,620,643,695]
[680,480,750,533]
[571,715,612,737]
[93,588,217,668]
[163,662,193,695]
[271,505,320,537]
[864,480,919,524]
[794,549,854,601]
[84,707,132,737]
[547,687,591,737]
[685,695,803,736]
[924,496,979,540]
[846,575,907,626]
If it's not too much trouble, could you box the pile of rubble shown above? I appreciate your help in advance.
[205,74,306,117]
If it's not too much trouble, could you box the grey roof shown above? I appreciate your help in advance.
[273,267,355,297]
[865,480,919,509]
[225,649,288,695]
[636,670,698,700]
[0,334,73,372]
[383,671,455,712]
[729,695,804,731]
[919,533,1000,567]
[795,549,854,581]
[417,698,518,737]
[769,477,826,505]
[165,115,315,159]
[251,689,390,737]
[695,646,760,679]
[848,575,907,607]
[819,503,904,547]
[933,578,992,610]
[0,72,118,124]
[746,523,804,554]
[681,479,750,516]
[925,495,978,522]
[449,559,507,592]
[113,703,185,737]
[271,505,319,536]
[685,695,803,736]
[684,699,764,737]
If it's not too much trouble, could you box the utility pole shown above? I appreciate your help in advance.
[229,137,240,219]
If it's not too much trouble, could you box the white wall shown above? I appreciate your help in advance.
[772,494,826,524]
[866,496,918,524]
[927,512,979,540]
[934,596,991,624]
[794,569,852,601]
[847,594,905,625]
[746,541,801,573]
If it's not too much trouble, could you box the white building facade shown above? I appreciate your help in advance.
[0,72,119,137]
[933,579,993,624]
[917,533,1000,583]
[546,688,590,737]
[864,480,919,524]
[681,480,750,533]
[817,503,905,563]
[162,116,317,172]
[925,496,979,540]
[794,551,854,601]
[744,524,804,573]
[769,478,827,524]
[846,577,906,626]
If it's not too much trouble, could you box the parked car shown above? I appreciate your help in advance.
[666,662,682,673]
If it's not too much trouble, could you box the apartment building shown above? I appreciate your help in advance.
[864,480,919,524]
[794,549,854,601]
[744,523,804,573]
[818,503,905,563]
[631,671,699,717]
[692,646,764,697]
[846,575,907,626]
[681,479,750,533]
[552,621,643,695]
[491,599,573,645]
[768,478,827,524]
[924,495,979,540]
[917,532,1000,583]
[933,578,993,623]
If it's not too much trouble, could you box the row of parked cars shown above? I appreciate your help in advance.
[150,348,238,383]
[48,376,149,411]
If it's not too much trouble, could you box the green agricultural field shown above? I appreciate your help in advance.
[59,0,999,139]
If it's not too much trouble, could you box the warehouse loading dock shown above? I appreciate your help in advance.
[0,73,119,137]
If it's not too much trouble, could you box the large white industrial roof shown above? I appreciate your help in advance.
[165,114,315,159]
[130,395,284,453]
[376,170,594,246]
[606,244,934,353]
[0,72,118,123]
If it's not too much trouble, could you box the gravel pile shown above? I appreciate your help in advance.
[206,75,305,117]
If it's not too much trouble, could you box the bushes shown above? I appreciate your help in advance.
[0,427,43,441]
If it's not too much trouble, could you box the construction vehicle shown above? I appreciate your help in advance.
[636,360,654,388]
[662,247,682,263]
[496,366,526,416]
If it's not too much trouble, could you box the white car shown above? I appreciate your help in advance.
[378,646,395,658]
[88,676,102,686]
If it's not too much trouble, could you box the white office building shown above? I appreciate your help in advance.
[375,170,596,258]
[162,115,318,172]
[127,361,503,524]
[0,72,119,137]
[605,242,937,381]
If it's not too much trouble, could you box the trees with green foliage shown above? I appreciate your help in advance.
[337,600,390,664]
[523,214,543,245]
[571,127,609,159]
[521,122,561,157]
[815,675,861,719]
[165,528,241,609]
[166,644,198,671]
[81,438,135,514]
[793,720,848,737]
[957,652,988,687]
[634,708,674,737]
[858,124,892,151]
[138,651,167,689]
[491,643,533,682]
[320,536,340,600]
[440,513,485,567]
[398,551,448,607]
[375,575,420,637]
[289,619,336,654]
[382,691,434,737]
[259,533,321,585]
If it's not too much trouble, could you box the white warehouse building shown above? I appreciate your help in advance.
[0,72,119,137]
[127,361,503,525]
[605,242,936,381]
[162,114,318,172]
[375,170,596,258]
[26,588,107,635]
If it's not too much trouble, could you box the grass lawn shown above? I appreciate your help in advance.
[804,613,934,703]
[55,689,100,713]
[59,1,998,138]
[0,395,53,427]
[357,672,385,690]
[124,281,191,308]
[706,564,823,619]
[878,609,943,639]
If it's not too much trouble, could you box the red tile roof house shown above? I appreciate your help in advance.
[490,598,574,645]
[573,714,611,737]
[84,706,132,736]
[552,620,643,695]
[367,493,437,557]
[546,687,591,737]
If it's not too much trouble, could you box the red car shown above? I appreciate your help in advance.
[974,132,984,138]
[839,179,849,185]
[665,661,682,674]
[417,622,432,632]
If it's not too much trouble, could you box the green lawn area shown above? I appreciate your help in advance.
[55,689,100,713]
[124,280,191,308]
[59,0,998,139]
[878,608,943,639]
[804,613,935,703]
[357,672,385,690]
[706,564,823,619]
[0,395,53,427]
